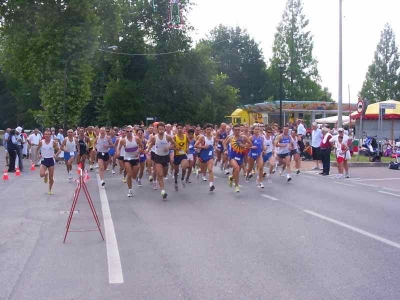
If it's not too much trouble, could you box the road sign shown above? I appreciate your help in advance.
[380,103,396,109]
[146,117,154,121]
[357,100,364,113]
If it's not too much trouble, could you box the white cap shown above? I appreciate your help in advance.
[338,128,344,132]
[16,126,22,132]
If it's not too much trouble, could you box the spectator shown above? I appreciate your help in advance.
[296,119,307,136]
[15,126,24,171]
[301,141,313,160]
[320,127,332,176]
[3,128,11,166]
[331,128,352,178]
[28,128,42,166]
[311,122,323,170]
[7,129,17,172]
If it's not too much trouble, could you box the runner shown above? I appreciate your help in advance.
[77,127,90,171]
[36,130,61,195]
[95,127,114,187]
[223,124,252,193]
[173,123,189,191]
[275,126,292,182]
[246,125,266,188]
[262,126,275,183]
[116,125,143,197]
[290,129,301,175]
[147,122,176,200]
[115,128,127,182]
[215,123,228,169]
[195,123,216,191]
[60,129,78,181]
[108,128,118,174]
[186,128,196,183]
[87,126,97,171]
[136,128,147,187]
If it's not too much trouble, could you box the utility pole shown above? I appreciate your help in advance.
[338,0,343,128]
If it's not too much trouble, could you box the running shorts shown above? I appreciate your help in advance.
[174,154,187,166]
[154,154,170,167]
[97,152,110,161]
[41,157,55,168]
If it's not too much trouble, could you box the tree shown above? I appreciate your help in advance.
[359,24,400,103]
[271,0,331,101]
[200,25,269,105]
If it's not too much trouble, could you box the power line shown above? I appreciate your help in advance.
[97,38,230,57]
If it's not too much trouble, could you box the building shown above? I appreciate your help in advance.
[226,101,358,126]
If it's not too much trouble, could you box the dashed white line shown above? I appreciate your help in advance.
[378,190,400,198]
[97,174,124,284]
[262,194,279,201]
[333,181,355,187]
[304,210,400,250]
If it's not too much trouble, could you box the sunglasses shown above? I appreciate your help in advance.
[267,131,272,133]
[126,130,132,133]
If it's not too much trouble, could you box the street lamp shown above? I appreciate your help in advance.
[63,46,118,132]
[278,61,286,129]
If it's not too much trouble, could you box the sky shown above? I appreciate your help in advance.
[188,0,400,103]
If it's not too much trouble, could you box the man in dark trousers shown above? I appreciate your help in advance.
[320,127,332,176]
[7,129,17,172]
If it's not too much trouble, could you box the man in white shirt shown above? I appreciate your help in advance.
[28,128,42,166]
[330,128,352,177]
[311,122,323,170]
[296,119,307,136]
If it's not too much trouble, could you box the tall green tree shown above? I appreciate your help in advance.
[271,0,331,101]
[359,24,400,103]
[0,0,100,128]
[200,25,269,105]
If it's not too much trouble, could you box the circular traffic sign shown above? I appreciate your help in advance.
[357,100,364,113]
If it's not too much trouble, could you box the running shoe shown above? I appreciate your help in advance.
[263,172,267,178]
[296,169,300,175]
[153,182,158,190]
[149,175,154,182]
[202,176,207,182]
[95,164,99,168]
[228,176,233,187]
[101,180,105,187]
[210,184,215,192]
[259,182,265,189]
[161,190,167,200]
[48,190,53,195]
[286,174,291,182]
[185,177,191,184]
[345,174,350,178]
[112,170,116,175]
[90,165,93,171]
[122,177,126,183]
[137,179,142,187]
[127,190,133,197]
[224,170,230,175]
[235,185,240,193]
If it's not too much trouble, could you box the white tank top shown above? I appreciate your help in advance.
[264,136,273,153]
[65,137,76,152]
[291,136,298,150]
[97,136,110,153]
[204,135,214,147]
[277,135,291,154]
[124,137,139,160]
[155,133,170,156]
[118,137,125,156]
[41,140,54,158]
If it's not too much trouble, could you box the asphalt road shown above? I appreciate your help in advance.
[1,151,400,300]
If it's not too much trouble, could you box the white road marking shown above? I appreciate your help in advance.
[378,191,400,198]
[352,178,400,181]
[304,210,400,250]
[351,182,379,188]
[333,181,355,187]
[96,174,124,284]
[262,194,279,201]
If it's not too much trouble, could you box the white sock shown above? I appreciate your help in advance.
[209,182,213,186]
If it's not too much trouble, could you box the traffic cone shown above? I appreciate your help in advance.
[15,168,21,176]
[84,170,90,182]
[3,170,9,181]
[31,161,36,171]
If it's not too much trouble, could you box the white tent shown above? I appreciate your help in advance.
[315,115,351,124]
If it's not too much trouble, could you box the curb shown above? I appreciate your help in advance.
[330,162,389,168]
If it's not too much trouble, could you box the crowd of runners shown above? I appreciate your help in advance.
[4,121,352,199]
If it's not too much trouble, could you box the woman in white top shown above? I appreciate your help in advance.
[95,127,114,187]
[61,129,78,181]
[36,130,61,195]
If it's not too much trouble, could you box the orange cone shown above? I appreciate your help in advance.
[15,168,21,176]
[84,170,90,182]
[31,162,36,171]
[3,170,9,181]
